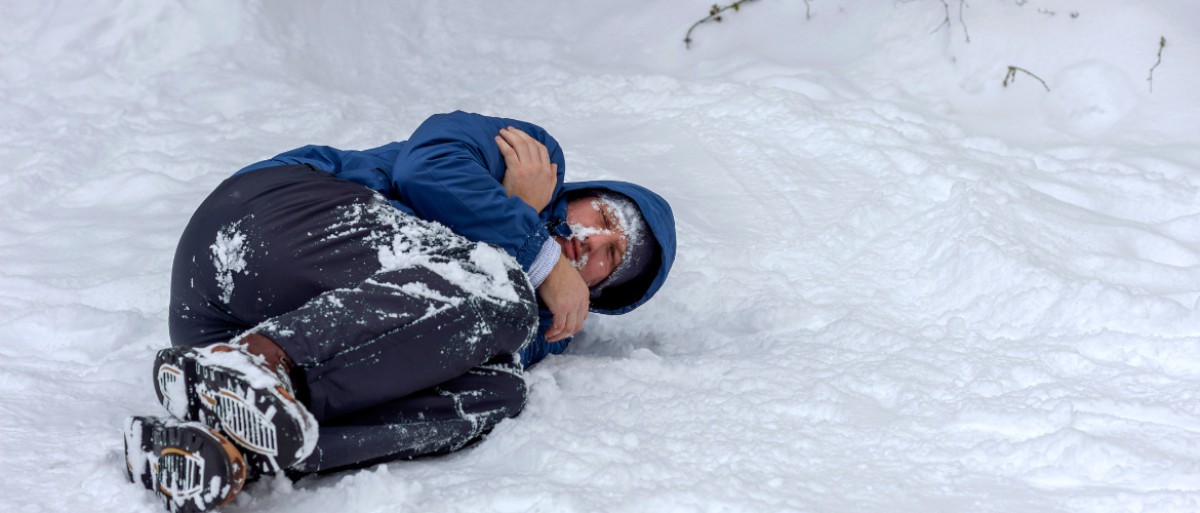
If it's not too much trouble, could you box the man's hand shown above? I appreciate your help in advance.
[496,127,557,213]
[538,257,589,342]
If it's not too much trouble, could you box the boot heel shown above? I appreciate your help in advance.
[123,415,247,513]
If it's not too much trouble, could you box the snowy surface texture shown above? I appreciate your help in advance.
[3,0,1200,512]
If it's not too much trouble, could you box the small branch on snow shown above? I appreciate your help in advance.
[1002,66,1050,92]
[1147,36,1166,93]
[958,0,970,43]
[684,0,761,49]
[932,0,950,34]
[931,0,970,44]
[804,0,812,20]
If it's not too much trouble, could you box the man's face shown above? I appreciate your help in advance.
[555,196,628,288]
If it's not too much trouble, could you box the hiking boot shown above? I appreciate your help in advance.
[124,416,247,513]
[153,342,317,473]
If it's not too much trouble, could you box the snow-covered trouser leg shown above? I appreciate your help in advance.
[254,254,536,422]
[168,165,537,464]
[293,352,526,473]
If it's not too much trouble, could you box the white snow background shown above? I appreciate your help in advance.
[3,0,1200,511]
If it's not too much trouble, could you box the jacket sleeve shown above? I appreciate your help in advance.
[236,142,405,196]
[391,111,567,271]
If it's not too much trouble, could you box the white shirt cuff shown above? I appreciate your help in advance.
[527,237,561,288]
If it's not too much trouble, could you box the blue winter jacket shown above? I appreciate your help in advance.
[236,111,676,367]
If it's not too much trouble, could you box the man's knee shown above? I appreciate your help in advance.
[468,363,527,419]
[168,307,247,349]
[472,272,538,355]
[496,371,528,418]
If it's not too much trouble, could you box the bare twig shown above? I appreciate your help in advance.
[1148,36,1166,92]
[931,0,950,34]
[1003,66,1050,92]
[804,0,812,20]
[958,0,970,43]
[931,0,969,43]
[684,0,761,49]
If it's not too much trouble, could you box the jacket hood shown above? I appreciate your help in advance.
[549,180,676,315]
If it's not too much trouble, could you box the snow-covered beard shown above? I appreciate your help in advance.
[564,222,599,270]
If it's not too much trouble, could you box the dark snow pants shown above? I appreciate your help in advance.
[168,165,538,473]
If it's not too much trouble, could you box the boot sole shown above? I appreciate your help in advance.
[124,416,247,513]
[153,345,317,472]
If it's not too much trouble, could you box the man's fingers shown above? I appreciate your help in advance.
[499,128,531,162]
[502,127,552,170]
[496,134,516,152]
[557,311,576,342]
[508,127,541,163]
[555,304,587,342]
[547,307,587,342]
[515,128,550,168]
[537,139,551,167]
[500,127,525,144]
[507,126,533,142]
[573,306,588,337]
[495,136,518,165]
[546,312,566,341]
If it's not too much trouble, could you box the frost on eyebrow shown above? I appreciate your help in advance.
[595,194,645,259]
[562,195,644,272]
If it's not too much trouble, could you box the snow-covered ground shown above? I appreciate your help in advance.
[4,0,1200,511]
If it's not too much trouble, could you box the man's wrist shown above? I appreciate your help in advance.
[527,238,561,288]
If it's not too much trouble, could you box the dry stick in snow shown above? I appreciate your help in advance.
[932,0,950,34]
[958,0,971,43]
[932,0,970,43]
[684,0,761,49]
[1003,66,1050,92]
[1148,36,1166,92]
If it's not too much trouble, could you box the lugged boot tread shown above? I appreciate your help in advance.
[152,345,316,472]
[124,416,247,513]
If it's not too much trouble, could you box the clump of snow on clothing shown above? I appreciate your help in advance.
[378,237,522,305]
[338,196,525,305]
[210,221,250,304]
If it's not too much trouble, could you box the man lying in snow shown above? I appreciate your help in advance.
[121,111,676,512]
